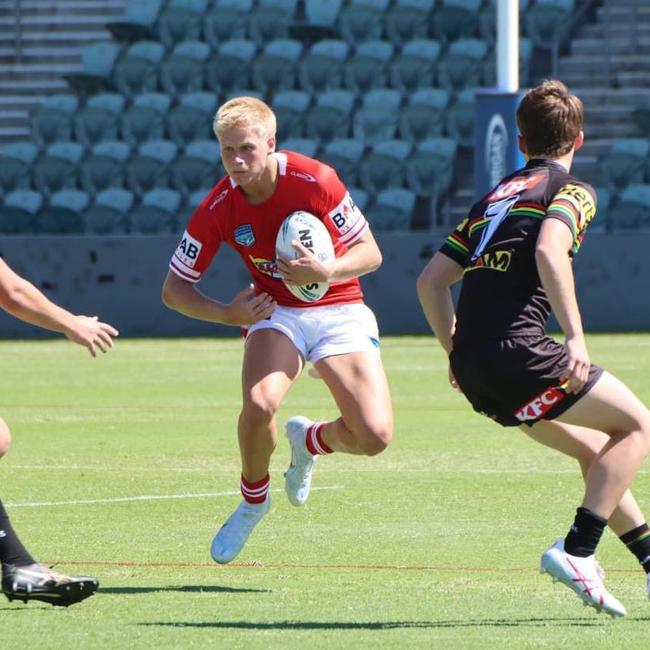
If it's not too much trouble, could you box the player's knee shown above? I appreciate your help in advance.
[0,419,12,458]
[356,423,392,456]
[241,395,280,428]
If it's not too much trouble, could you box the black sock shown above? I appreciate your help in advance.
[564,507,608,557]
[620,523,650,574]
[0,499,35,566]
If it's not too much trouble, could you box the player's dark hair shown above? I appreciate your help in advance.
[516,80,583,158]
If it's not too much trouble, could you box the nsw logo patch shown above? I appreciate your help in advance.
[234,224,255,247]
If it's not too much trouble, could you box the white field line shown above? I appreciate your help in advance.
[7,486,344,508]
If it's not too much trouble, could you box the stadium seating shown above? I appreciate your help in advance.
[349,186,369,212]
[0,142,39,197]
[129,188,182,233]
[203,0,252,48]
[482,37,532,87]
[156,0,208,48]
[353,88,402,145]
[29,94,78,149]
[112,41,165,97]
[120,93,172,146]
[32,142,84,198]
[84,188,134,234]
[271,91,311,142]
[343,40,394,92]
[430,0,482,43]
[187,187,214,210]
[359,139,412,194]
[304,0,344,28]
[398,88,449,141]
[248,0,298,46]
[320,138,366,188]
[0,189,43,233]
[305,90,356,142]
[384,0,435,45]
[171,139,223,199]
[337,0,389,45]
[591,186,612,232]
[437,37,489,92]
[279,137,320,158]
[160,40,211,97]
[388,38,440,91]
[444,88,476,147]
[38,189,89,233]
[125,139,178,198]
[298,39,350,94]
[80,140,131,194]
[371,187,416,230]
[167,92,217,146]
[205,39,257,94]
[106,0,163,43]
[608,184,650,230]
[597,139,650,191]
[74,93,126,147]
[251,39,304,95]
[63,42,121,95]
[524,0,575,73]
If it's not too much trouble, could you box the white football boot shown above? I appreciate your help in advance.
[540,539,627,617]
[284,416,318,507]
[210,496,270,564]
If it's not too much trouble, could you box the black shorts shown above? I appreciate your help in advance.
[449,335,604,427]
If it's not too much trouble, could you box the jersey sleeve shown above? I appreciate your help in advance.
[545,182,597,253]
[439,216,471,267]
[169,203,222,283]
[319,167,368,245]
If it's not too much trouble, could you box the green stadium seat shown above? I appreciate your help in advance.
[444,88,476,147]
[160,40,211,97]
[298,39,349,94]
[388,38,440,91]
[106,0,163,43]
[80,140,132,194]
[343,40,394,93]
[384,0,434,45]
[63,42,121,95]
[597,139,650,191]
[524,0,575,74]
[251,39,303,95]
[320,138,366,188]
[125,139,178,198]
[370,187,415,231]
[205,39,257,95]
[353,88,402,145]
[247,0,298,46]
[167,92,217,147]
[359,139,412,194]
[113,41,165,98]
[348,186,369,212]
[398,88,449,141]
[0,189,42,233]
[187,187,214,210]
[157,0,208,48]
[304,0,343,28]
[0,142,38,197]
[430,0,482,43]
[38,189,89,233]
[32,141,84,198]
[305,89,356,143]
[120,93,172,146]
[74,93,126,147]
[608,184,650,230]
[271,91,311,142]
[84,188,134,234]
[130,188,182,233]
[337,0,389,46]
[29,94,78,149]
[203,0,252,49]
[171,139,223,199]
[279,137,320,158]
[437,37,489,92]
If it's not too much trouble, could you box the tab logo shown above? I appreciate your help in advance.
[175,231,202,267]
[514,386,566,422]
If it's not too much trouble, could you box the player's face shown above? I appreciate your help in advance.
[217,125,275,187]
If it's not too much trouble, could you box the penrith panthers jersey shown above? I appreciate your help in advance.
[439,158,597,344]
[169,150,368,307]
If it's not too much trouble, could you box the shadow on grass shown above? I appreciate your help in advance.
[100,585,270,595]
[138,617,608,630]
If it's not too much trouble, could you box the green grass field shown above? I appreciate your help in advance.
[1,334,650,648]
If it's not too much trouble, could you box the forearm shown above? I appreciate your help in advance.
[162,282,230,324]
[327,240,381,282]
[417,283,456,355]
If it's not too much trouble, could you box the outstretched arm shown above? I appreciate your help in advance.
[0,257,118,356]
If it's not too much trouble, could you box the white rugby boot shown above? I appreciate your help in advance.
[284,416,318,507]
[210,496,270,564]
[540,539,627,617]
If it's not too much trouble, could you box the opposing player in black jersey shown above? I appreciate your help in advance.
[417,80,650,617]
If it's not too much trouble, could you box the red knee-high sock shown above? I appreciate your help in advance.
[305,422,333,456]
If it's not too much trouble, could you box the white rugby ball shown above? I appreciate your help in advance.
[275,211,335,302]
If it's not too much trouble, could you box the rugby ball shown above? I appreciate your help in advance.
[275,211,335,302]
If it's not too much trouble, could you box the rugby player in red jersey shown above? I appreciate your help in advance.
[162,96,393,564]
[417,80,650,617]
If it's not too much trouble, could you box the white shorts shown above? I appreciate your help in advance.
[246,303,380,363]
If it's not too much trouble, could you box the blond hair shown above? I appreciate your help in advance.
[214,96,277,138]
[516,80,583,158]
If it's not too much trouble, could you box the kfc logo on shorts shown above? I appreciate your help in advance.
[175,230,202,268]
[514,386,566,422]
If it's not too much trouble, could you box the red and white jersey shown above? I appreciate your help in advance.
[169,150,369,307]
